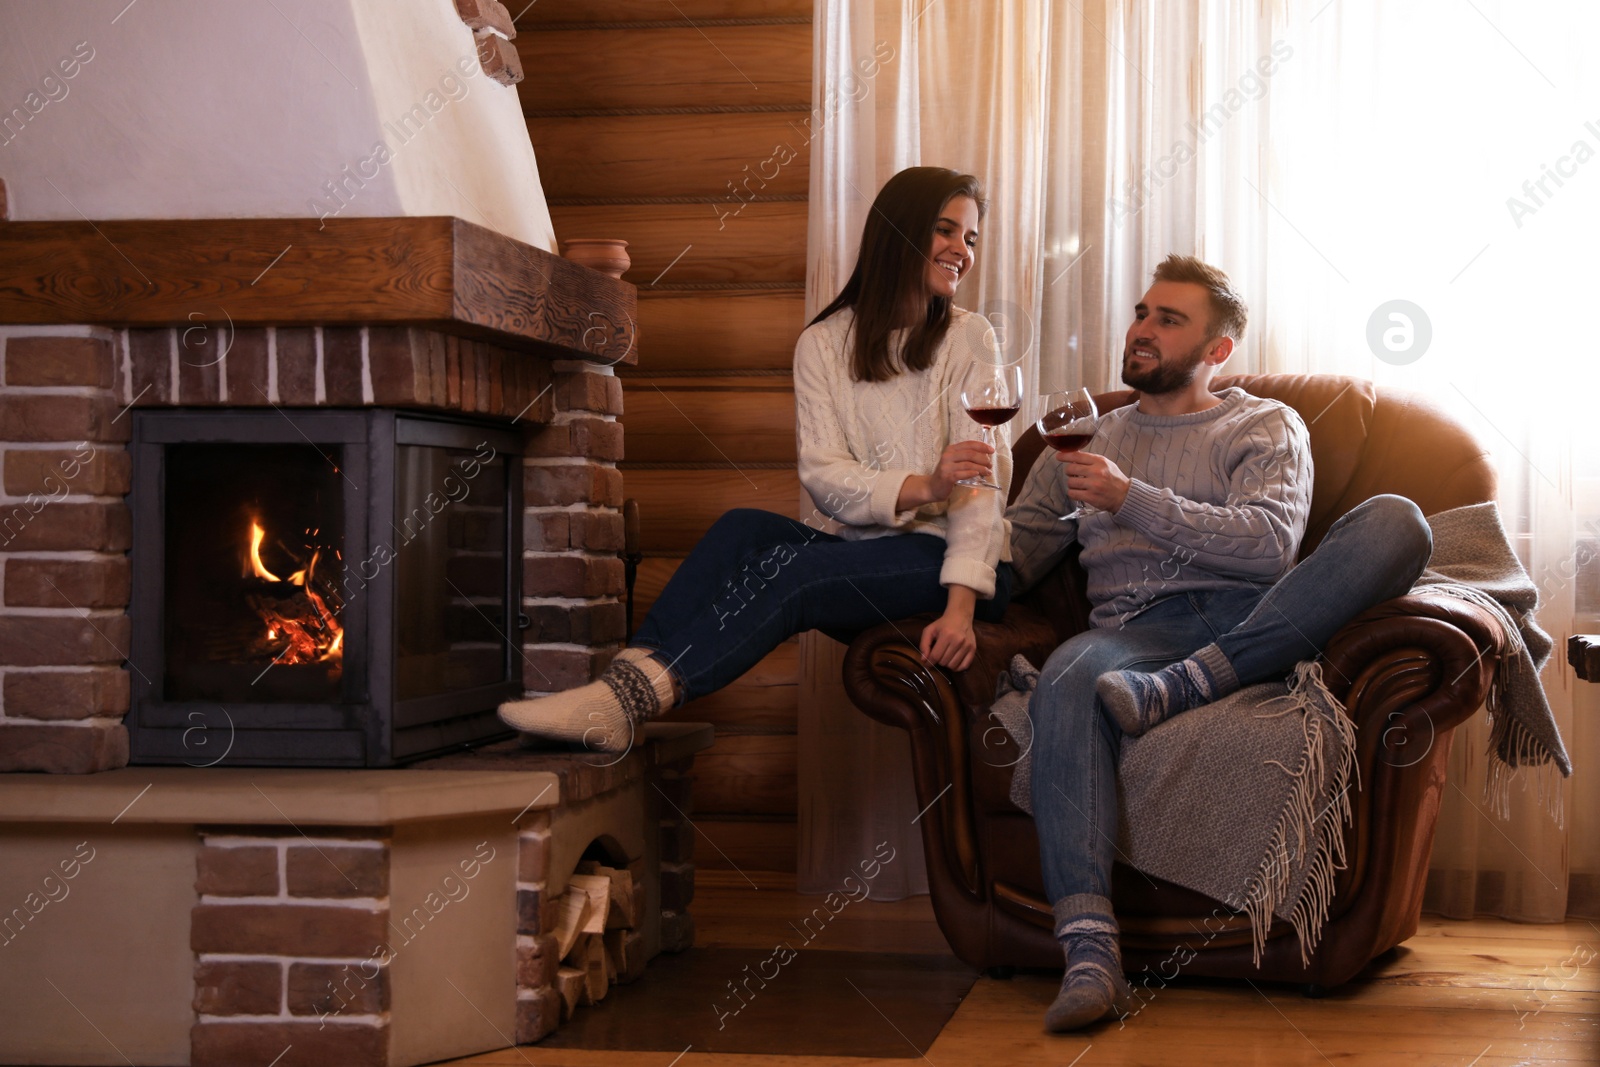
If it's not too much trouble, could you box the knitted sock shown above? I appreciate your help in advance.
[498,648,677,753]
[1045,894,1131,1033]
[1095,643,1238,737]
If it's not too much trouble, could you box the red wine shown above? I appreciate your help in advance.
[967,405,1020,427]
[1044,431,1094,453]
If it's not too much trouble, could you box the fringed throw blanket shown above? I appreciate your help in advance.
[992,659,1355,965]
[1412,501,1572,819]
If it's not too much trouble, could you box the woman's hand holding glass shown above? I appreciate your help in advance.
[896,440,995,511]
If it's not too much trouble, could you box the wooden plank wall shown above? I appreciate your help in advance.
[518,0,812,871]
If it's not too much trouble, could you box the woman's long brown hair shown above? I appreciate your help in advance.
[810,167,987,383]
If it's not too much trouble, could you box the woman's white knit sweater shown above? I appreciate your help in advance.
[793,306,1012,597]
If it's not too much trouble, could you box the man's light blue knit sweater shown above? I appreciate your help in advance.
[1007,388,1313,627]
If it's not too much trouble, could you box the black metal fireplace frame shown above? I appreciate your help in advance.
[127,409,523,767]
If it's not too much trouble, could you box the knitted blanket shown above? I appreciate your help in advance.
[1410,502,1572,819]
[991,658,1354,965]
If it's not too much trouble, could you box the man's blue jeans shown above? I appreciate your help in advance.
[633,508,1012,701]
[1028,494,1433,909]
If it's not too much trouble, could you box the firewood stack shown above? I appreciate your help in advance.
[551,860,648,1020]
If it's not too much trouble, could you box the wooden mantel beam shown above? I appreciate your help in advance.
[0,216,636,364]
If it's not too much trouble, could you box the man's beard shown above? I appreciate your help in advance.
[1121,342,1207,394]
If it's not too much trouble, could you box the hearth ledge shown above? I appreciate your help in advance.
[0,768,561,824]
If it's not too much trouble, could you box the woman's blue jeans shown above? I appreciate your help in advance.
[1027,494,1434,908]
[632,508,1012,701]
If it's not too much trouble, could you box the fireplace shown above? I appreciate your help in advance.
[0,214,673,1063]
[0,217,635,780]
[127,409,525,767]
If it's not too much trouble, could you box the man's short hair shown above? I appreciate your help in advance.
[1152,254,1248,343]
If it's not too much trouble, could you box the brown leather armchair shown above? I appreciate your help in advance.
[842,375,1505,992]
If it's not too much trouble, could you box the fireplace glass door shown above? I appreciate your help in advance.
[128,410,522,767]
[163,442,348,704]
[394,441,508,701]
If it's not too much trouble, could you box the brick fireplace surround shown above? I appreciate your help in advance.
[0,217,709,1066]
[1,323,625,770]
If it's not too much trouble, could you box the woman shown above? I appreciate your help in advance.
[499,167,1014,752]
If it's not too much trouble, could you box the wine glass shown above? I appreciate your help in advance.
[1036,388,1099,520]
[958,360,1024,490]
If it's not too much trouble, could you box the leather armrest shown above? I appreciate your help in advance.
[841,604,1062,727]
[1333,591,1505,659]
[840,624,984,896]
[839,623,945,732]
[1323,593,1504,738]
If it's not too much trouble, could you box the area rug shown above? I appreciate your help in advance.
[537,948,979,1057]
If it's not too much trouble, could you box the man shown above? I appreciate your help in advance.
[1005,255,1433,1031]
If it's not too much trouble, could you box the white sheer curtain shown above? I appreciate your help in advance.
[1239,1,1598,920]
[804,0,1598,918]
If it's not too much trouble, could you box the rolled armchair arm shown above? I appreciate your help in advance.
[840,623,980,896]
[1323,592,1505,739]
[841,604,1063,728]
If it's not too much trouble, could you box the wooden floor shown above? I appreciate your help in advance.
[446,871,1600,1066]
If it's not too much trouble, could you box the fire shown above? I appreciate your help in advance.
[245,518,343,666]
[248,522,279,581]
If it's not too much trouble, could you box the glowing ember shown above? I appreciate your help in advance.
[244,518,343,666]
